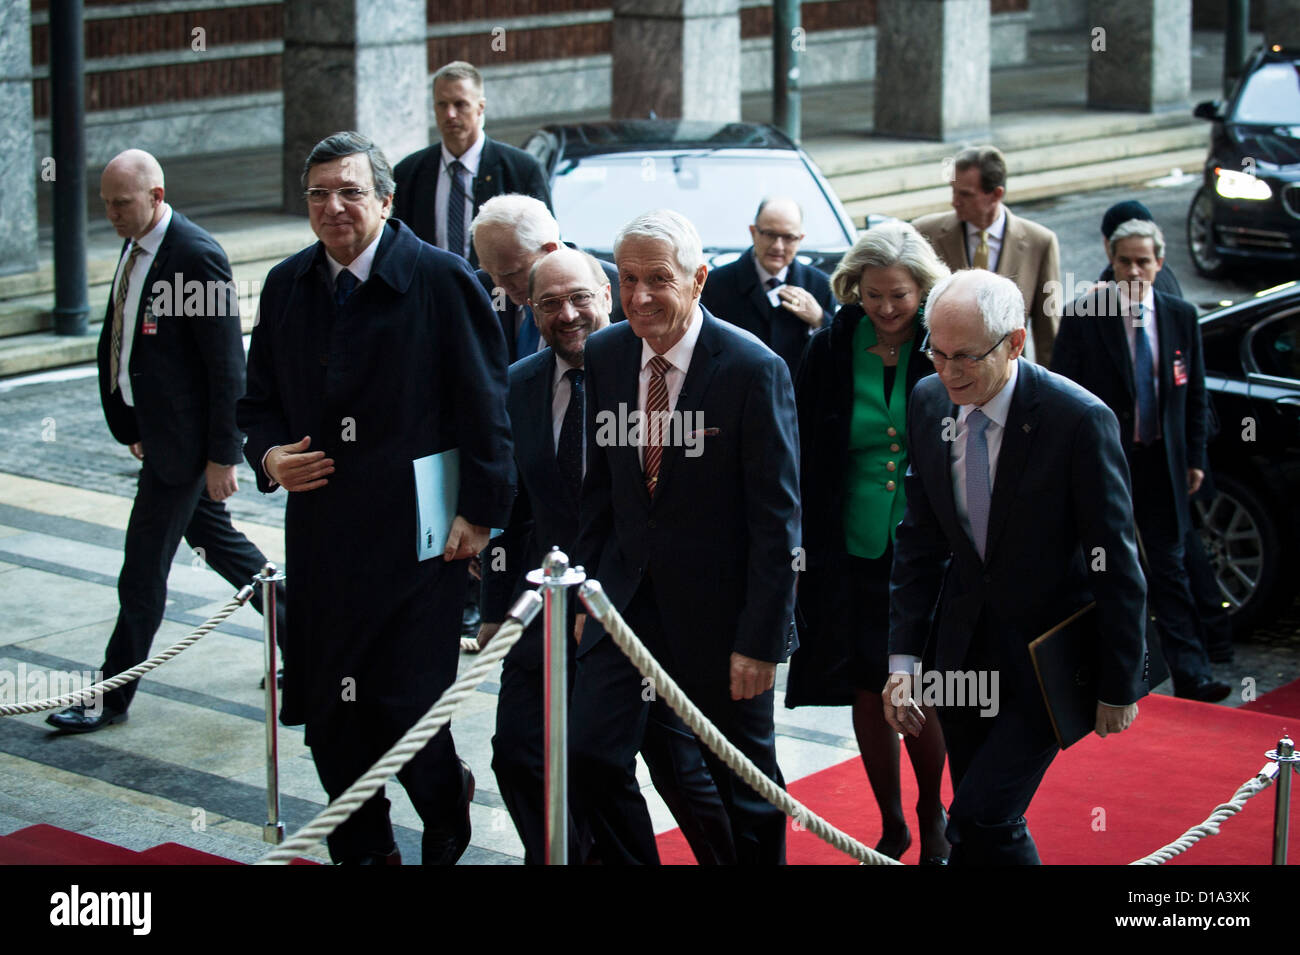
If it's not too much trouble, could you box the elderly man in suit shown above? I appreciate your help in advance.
[884,269,1147,866]
[913,146,1061,365]
[700,197,833,380]
[570,209,801,865]
[239,131,515,865]
[393,61,551,267]
[47,149,284,734]
[1051,220,1229,704]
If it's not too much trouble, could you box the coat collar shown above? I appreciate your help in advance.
[983,358,1041,561]
[292,218,419,295]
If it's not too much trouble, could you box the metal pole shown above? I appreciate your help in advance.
[1224,0,1250,99]
[49,0,89,336]
[256,562,287,845]
[773,0,802,143]
[1269,735,1296,865]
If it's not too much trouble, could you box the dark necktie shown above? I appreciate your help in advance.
[335,268,358,307]
[557,368,584,495]
[643,355,672,497]
[109,243,145,392]
[765,277,782,291]
[1133,305,1158,445]
[516,304,540,359]
[446,160,467,258]
[966,408,992,559]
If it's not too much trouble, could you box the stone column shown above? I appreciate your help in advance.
[281,0,428,212]
[1263,0,1300,49]
[874,0,990,142]
[1086,0,1190,113]
[1,0,38,275]
[611,0,740,122]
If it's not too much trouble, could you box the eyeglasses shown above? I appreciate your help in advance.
[303,187,375,205]
[755,228,803,244]
[533,289,598,317]
[921,331,1009,368]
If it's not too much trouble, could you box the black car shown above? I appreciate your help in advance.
[522,120,863,274]
[1196,280,1300,632]
[1187,45,1300,278]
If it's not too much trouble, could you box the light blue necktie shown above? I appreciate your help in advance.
[1133,305,1158,445]
[966,408,992,559]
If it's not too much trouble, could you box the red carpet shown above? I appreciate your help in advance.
[0,824,316,865]
[1240,677,1300,720]
[657,694,1299,865]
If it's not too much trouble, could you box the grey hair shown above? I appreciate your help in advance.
[831,221,951,304]
[470,194,560,252]
[1108,218,1166,260]
[301,131,395,200]
[613,209,703,275]
[528,246,610,300]
[953,145,1007,193]
[433,60,484,97]
[923,269,1025,339]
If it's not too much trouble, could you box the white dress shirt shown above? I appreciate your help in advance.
[1122,287,1161,443]
[113,203,173,405]
[964,207,1006,272]
[636,305,704,467]
[434,132,485,257]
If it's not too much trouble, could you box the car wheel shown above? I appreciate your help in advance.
[1193,472,1283,633]
[1187,187,1227,279]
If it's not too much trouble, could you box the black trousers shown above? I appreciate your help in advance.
[568,578,786,865]
[1130,443,1213,692]
[100,461,285,713]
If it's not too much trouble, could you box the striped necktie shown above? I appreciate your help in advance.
[109,243,146,393]
[643,355,672,497]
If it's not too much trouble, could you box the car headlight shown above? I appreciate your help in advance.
[1214,167,1273,200]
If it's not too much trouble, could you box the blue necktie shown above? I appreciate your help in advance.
[516,305,540,359]
[557,368,584,496]
[966,408,992,559]
[765,277,782,291]
[1133,306,1158,445]
[335,269,358,307]
[446,160,467,258]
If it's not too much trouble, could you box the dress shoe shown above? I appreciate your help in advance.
[258,668,285,690]
[422,759,475,865]
[1175,679,1232,703]
[46,703,127,734]
[875,826,911,861]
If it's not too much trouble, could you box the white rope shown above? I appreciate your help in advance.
[0,588,254,716]
[1129,767,1278,865]
[584,590,899,866]
[256,616,527,865]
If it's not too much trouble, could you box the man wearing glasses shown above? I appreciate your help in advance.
[239,131,515,864]
[884,269,1147,865]
[701,197,834,379]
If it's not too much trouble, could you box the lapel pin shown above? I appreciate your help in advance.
[1022,423,1032,433]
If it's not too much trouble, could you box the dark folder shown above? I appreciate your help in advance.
[1028,602,1099,749]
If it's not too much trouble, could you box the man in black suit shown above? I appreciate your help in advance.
[238,132,515,864]
[884,269,1148,866]
[1052,219,1229,703]
[47,149,284,734]
[700,196,833,379]
[571,209,801,865]
[392,61,551,268]
[480,246,733,864]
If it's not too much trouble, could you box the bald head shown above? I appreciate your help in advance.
[100,149,166,240]
[750,196,806,273]
[923,269,1026,407]
[528,246,611,366]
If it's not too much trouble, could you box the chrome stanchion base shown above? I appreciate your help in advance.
[263,822,285,845]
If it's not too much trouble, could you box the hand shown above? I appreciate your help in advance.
[468,555,483,581]
[1187,468,1204,495]
[205,461,239,502]
[777,286,824,328]
[443,515,489,562]
[729,652,776,701]
[266,435,334,492]
[1094,701,1138,737]
[882,672,926,737]
[128,441,145,461]
[472,621,501,652]
[574,613,587,645]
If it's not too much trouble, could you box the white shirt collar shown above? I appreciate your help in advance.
[640,304,704,373]
[552,351,580,389]
[442,131,485,178]
[134,203,173,255]
[324,226,385,283]
[753,250,789,287]
[957,354,1020,430]
[965,207,1006,242]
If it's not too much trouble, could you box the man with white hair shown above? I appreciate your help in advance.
[884,269,1148,865]
[571,209,801,865]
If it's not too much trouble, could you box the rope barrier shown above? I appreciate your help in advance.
[256,613,530,865]
[0,586,255,717]
[1129,763,1280,865]
[579,581,899,866]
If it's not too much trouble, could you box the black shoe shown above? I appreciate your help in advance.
[258,668,285,690]
[423,759,475,865]
[1175,679,1232,703]
[45,703,128,734]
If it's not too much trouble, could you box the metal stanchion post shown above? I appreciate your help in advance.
[256,562,287,845]
[526,548,585,865]
[1268,735,1297,865]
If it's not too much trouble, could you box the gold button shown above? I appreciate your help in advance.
[886,461,896,472]
[887,427,897,437]
[886,480,896,491]
[890,443,900,452]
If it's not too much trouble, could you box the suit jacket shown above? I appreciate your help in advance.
[96,209,245,486]
[392,136,552,268]
[1050,287,1208,538]
[699,248,833,379]
[889,361,1147,709]
[480,347,578,668]
[573,308,802,688]
[912,208,1061,366]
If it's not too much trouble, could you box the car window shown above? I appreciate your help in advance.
[550,153,852,253]
[1250,311,1300,382]
[1232,61,1300,125]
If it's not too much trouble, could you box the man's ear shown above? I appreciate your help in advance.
[1008,326,1028,359]
[991,186,1006,204]
[693,263,708,295]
